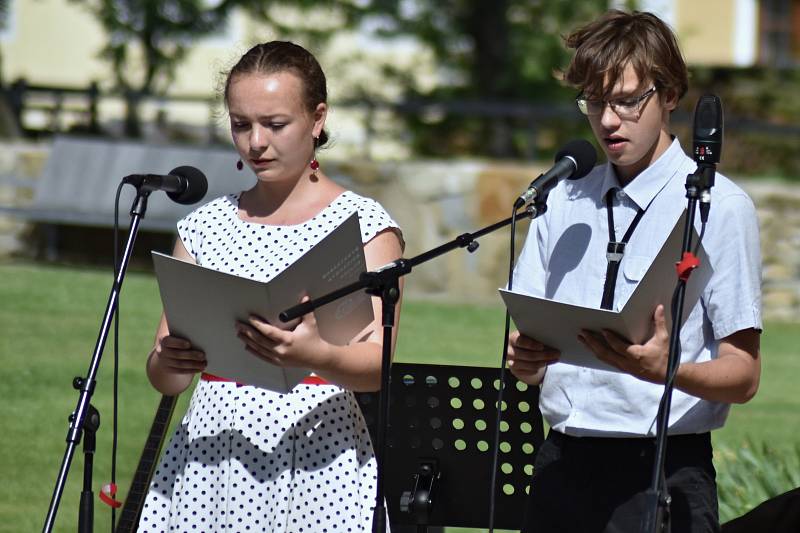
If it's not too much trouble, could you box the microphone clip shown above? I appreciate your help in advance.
[685,164,715,197]
[685,164,716,224]
[122,174,185,194]
[515,196,548,221]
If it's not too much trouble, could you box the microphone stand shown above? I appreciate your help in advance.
[43,188,153,533]
[280,202,547,533]
[642,162,715,533]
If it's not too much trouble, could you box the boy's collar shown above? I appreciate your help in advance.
[600,137,683,210]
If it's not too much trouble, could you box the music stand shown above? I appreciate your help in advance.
[355,362,545,531]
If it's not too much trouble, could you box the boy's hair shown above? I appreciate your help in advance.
[562,10,688,102]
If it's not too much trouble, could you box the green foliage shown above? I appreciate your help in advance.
[349,1,605,95]
[0,0,8,31]
[344,0,609,158]
[687,66,800,179]
[716,438,800,523]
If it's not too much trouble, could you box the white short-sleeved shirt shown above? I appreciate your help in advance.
[513,139,762,437]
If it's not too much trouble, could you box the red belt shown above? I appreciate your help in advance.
[200,372,329,386]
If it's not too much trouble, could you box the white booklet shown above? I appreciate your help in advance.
[499,211,713,372]
[152,213,374,392]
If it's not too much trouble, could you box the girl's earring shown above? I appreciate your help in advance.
[310,137,320,172]
[236,159,244,171]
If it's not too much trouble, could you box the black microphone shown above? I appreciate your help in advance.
[691,95,722,222]
[692,94,723,166]
[515,139,597,208]
[123,165,208,205]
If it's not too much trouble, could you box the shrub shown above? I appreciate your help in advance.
[716,437,800,523]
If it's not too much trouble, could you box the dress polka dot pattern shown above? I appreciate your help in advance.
[138,191,401,532]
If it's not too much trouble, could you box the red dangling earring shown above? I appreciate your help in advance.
[310,136,320,172]
[236,159,244,171]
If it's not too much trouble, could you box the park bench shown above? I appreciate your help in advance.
[0,135,253,259]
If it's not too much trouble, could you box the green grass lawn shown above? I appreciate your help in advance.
[1,261,798,531]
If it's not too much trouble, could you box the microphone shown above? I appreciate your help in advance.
[690,95,722,222]
[515,139,597,208]
[692,94,723,167]
[123,165,208,205]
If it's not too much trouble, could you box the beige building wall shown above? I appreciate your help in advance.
[676,0,758,66]
[626,0,759,66]
[2,0,109,86]
[676,0,736,64]
[1,0,243,92]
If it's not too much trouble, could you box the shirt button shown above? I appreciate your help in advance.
[617,190,627,200]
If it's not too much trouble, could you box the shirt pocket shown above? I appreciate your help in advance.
[617,255,651,306]
[622,255,650,282]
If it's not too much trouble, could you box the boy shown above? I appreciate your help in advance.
[507,10,762,532]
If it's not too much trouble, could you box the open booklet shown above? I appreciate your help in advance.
[499,210,713,372]
[152,212,373,392]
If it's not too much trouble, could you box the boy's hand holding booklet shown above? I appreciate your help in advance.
[152,213,373,392]
[500,211,713,372]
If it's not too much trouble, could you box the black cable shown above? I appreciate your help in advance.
[110,182,124,533]
[693,221,707,256]
[659,219,707,397]
[487,203,521,533]
[656,283,683,415]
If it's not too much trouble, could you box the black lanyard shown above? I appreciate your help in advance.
[600,189,645,310]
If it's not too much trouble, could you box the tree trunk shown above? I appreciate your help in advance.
[468,0,514,158]
[124,89,142,138]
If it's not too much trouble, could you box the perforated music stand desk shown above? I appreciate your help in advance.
[355,362,545,530]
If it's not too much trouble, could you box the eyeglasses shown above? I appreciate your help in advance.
[576,86,657,119]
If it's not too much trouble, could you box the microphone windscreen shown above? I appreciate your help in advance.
[692,94,723,165]
[167,166,208,205]
[556,139,598,180]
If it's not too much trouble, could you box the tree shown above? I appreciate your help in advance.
[72,0,244,136]
[343,0,608,158]
[73,0,351,138]
[75,0,611,156]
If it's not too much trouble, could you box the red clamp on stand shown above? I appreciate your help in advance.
[99,482,122,508]
[675,252,700,282]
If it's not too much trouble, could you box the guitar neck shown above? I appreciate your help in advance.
[116,394,178,533]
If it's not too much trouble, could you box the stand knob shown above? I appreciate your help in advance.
[400,491,413,513]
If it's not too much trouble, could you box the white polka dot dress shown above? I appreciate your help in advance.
[138,191,401,532]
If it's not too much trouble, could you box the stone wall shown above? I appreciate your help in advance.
[0,141,47,255]
[748,182,800,321]
[1,141,798,321]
